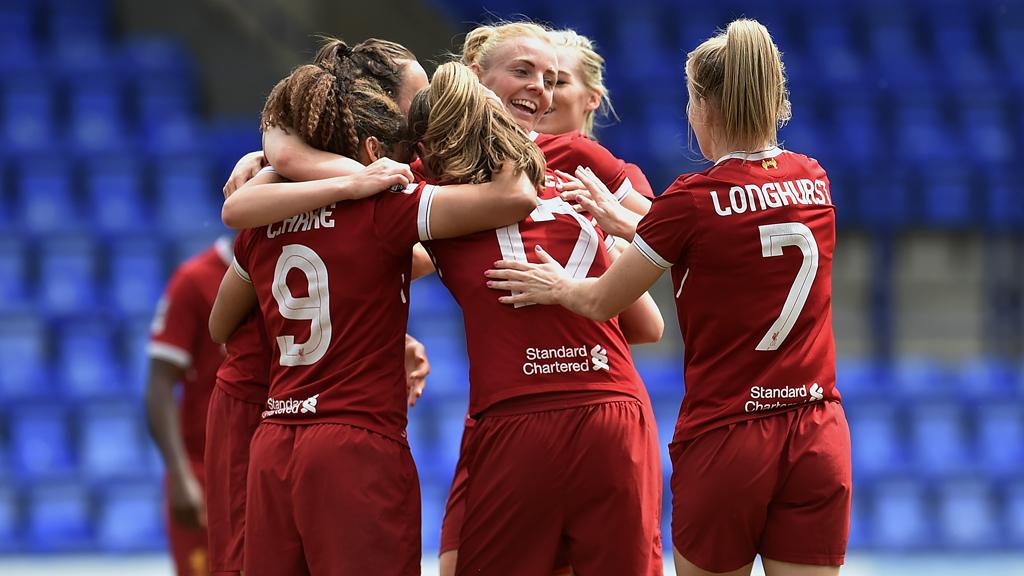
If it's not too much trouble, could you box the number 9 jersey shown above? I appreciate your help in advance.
[633,147,841,442]
[232,183,437,443]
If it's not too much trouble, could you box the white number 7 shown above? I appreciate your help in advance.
[756,222,818,351]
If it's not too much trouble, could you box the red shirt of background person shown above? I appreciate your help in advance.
[213,61,541,576]
[145,237,231,576]
[487,19,851,576]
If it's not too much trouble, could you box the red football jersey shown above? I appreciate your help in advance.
[533,131,640,202]
[232,182,436,443]
[215,312,270,405]
[425,171,646,416]
[624,162,655,199]
[633,147,841,441]
[148,237,232,462]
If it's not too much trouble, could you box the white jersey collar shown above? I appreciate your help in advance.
[714,146,784,166]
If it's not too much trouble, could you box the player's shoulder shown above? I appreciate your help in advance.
[710,148,826,180]
[177,238,231,282]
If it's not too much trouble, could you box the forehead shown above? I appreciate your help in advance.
[491,36,557,74]
[554,45,582,76]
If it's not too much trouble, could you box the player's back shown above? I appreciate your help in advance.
[635,148,839,441]
[233,187,432,442]
[426,173,645,417]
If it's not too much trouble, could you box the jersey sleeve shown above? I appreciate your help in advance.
[231,229,256,284]
[373,181,438,251]
[633,183,700,270]
[623,163,655,199]
[570,138,634,201]
[148,268,204,369]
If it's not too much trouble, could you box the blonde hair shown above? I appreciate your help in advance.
[686,19,791,152]
[408,62,545,188]
[459,21,554,72]
[551,29,616,138]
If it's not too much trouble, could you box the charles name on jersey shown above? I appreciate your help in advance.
[711,178,832,217]
[266,204,337,239]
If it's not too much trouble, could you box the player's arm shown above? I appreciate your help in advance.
[607,239,663,343]
[412,244,435,279]
[221,158,415,229]
[145,359,206,529]
[618,187,652,215]
[209,267,259,344]
[264,125,366,181]
[425,163,538,240]
[559,167,642,241]
[486,243,664,322]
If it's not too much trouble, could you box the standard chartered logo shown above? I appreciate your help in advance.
[590,345,609,371]
[263,393,321,418]
[522,344,610,376]
[744,382,825,413]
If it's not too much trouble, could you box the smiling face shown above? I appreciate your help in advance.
[474,35,557,132]
[537,45,600,136]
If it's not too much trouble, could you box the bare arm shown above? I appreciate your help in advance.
[145,359,206,529]
[264,126,365,181]
[486,243,664,322]
[619,188,652,215]
[209,268,259,344]
[412,244,435,279]
[222,159,415,229]
[427,164,538,240]
[606,240,663,343]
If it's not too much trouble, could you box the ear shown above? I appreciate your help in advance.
[470,63,483,78]
[363,136,383,163]
[584,90,601,114]
[415,142,427,159]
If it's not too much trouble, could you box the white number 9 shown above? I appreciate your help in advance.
[272,244,332,366]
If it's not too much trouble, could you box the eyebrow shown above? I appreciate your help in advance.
[511,58,557,76]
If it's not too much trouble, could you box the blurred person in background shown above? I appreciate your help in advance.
[146,236,232,576]
[487,18,850,576]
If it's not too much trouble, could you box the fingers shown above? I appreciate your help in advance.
[534,244,555,264]
[490,259,532,271]
[486,279,528,292]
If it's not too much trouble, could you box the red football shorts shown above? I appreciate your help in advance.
[165,462,208,576]
[670,400,852,572]
[244,422,420,576]
[204,385,263,575]
[440,418,573,573]
[455,398,662,576]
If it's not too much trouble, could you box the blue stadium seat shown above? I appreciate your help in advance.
[86,156,149,234]
[831,97,882,164]
[891,356,953,399]
[68,79,125,152]
[10,408,75,480]
[893,98,958,165]
[109,238,166,316]
[868,25,934,91]
[409,274,461,321]
[975,402,1023,478]
[419,481,446,555]
[120,36,192,81]
[929,22,996,92]
[0,485,20,552]
[958,98,1014,165]
[0,238,30,311]
[848,485,870,548]
[121,315,155,396]
[17,155,77,234]
[807,20,866,89]
[955,357,1019,402]
[836,356,887,401]
[39,235,99,315]
[633,355,683,394]
[27,483,92,552]
[155,159,221,235]
[920,168,975,227]
[652,390,681,468]
[0,315,49,399]
[847,402,904,480]
[56,318,122,399]
[937,479,999,549]
[0,4,37,74]
[985,169,1024,229]
[871,479,931,550]
[1,78,54,150]
[96,482,164,552]
[79,402,147,481]
[435,399,470,476]
[1007,479,1024,549]
[909,402,971,477]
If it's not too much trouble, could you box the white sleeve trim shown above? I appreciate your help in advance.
[417,184,437,241]
[257,165,277,175]
[632,234,673,270]
[604,234,617,253]
[232,257,251,283]
[147,342,192,369]
[613,177,635,202]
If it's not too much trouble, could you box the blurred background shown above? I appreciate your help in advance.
[0,0,1021,573]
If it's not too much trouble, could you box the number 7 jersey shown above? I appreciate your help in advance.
[232,183,436,443]
[633,147,841,442]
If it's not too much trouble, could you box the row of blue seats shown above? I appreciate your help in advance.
[0,378,1020,486]
[3,468,1024,553]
